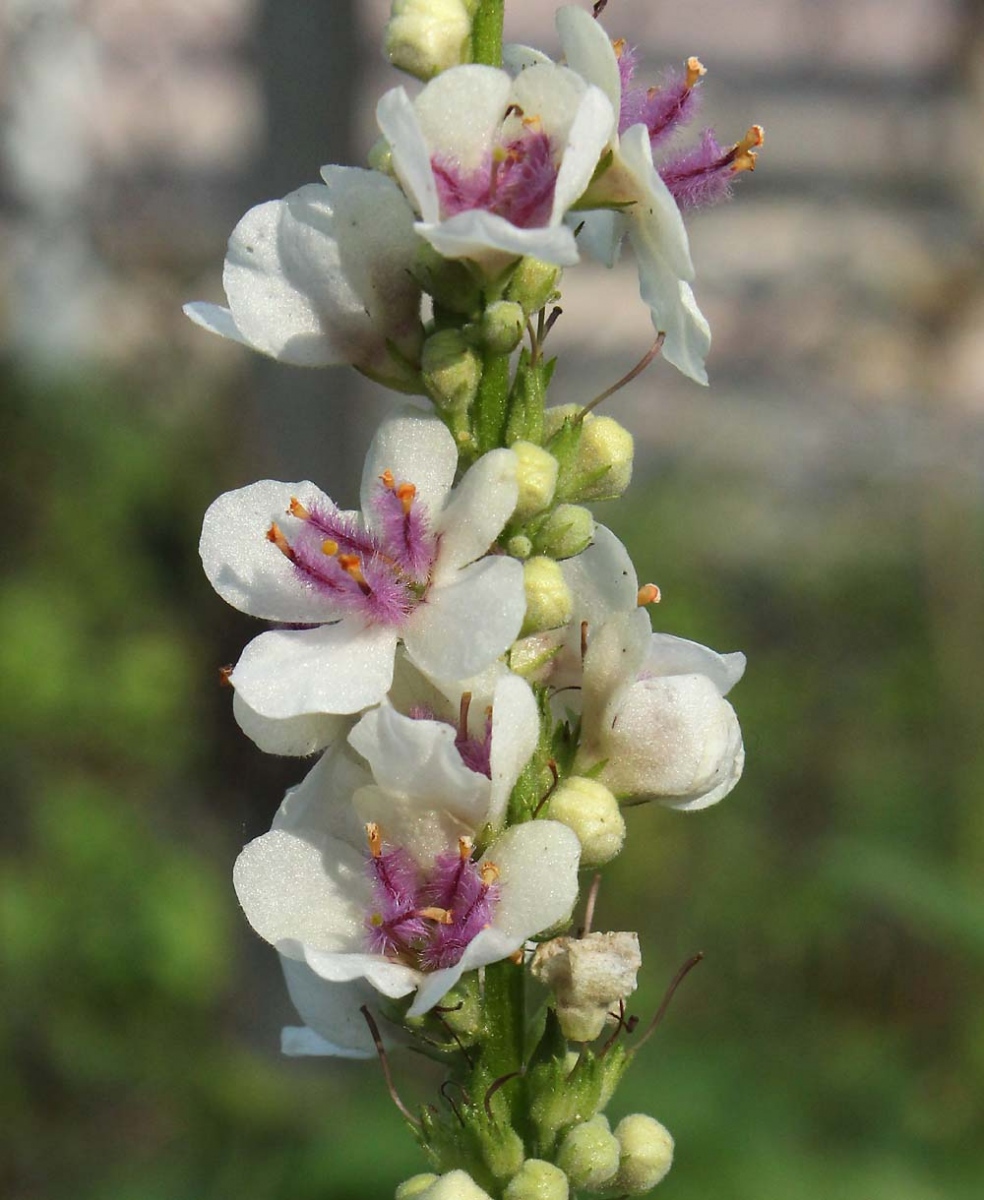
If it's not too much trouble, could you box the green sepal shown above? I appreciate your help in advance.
[527,1038,630,1160]
[505,685,558,826]
[504,348,547,447]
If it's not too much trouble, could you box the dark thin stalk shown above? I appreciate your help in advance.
[578,334,665,420]
[360,1005,420,1127]
[634,952,705,1051]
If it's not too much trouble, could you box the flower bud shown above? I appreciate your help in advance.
[412,243,483,316]
[385,0,475,81]
[507,534,534,560]
[611,1115,674,1193]
[532,504,595,561]
[521,557,573,635]
[531,932,641,1043]
[503,1159,569,1200]
[396,1175,440,1200]
[481,300,526,354]
[572,416,634,502]
[512,441,559,521]
[547,777,624,868]
[556,1115,621,1191]
[415,1170,494,1200]
[421,329,482,414]
[507,257,562,316]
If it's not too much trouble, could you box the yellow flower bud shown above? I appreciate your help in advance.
[507,534,534,560]
[506,256,562,316]
[547,777,624,867]
[421,329,482,413]
[385,0,474,81]
[396,1175,439,1200]
[521,557,573,635]
[512,441,559,520]
[416,1169,494,1200]
[533,503,595,560]
[482,300,526,353]
[556,1115,621,1191]
[612,1114,674,1193]
[503,1159,569,1200]
[576,415,634,501]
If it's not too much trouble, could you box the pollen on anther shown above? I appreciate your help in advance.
[685,56,706,88]
[288,497,310,520]
[266,522,295,561]
[480,862,500,887]
[395,482,416,514]
[379,469,395,489]
[458,835,474,861]
[637,583,661,606]
[366,822,383,858]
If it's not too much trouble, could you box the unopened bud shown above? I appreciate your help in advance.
[503,1159,569,1200]
[421,329,482,413]
[418,1171,495,1200]
[533,503,595,560]
[531,932,642,1043]
[512,441,559,520]
[482,300,526,354]
[521,557,573,635]
[396,1175,440,1200]
[507,534,534,560]
[547,777,624,867]
[412,242,483,316]
[557,1115,621,1191]
[385,0,475,81]
[574,415,634,501]
[611,1115,674,1193]
[506,256,562,316]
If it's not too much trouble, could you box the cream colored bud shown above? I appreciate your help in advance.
[506,257,562,316]
[385,0,474,81]
[417,1169,494,1200]
[534,503,595,561]
[521,557,573,635]
[421,329,482,413]
[547,777,624,867]
[503,1159,569,1200]
[543,404,580,439]
[557,1115,621,1191]
[482,300,526,353]
[576,416,634,501]
[396,1175,440,1200]
[531,932,642,1043]
[512,441,559,521]
[612,1115,674,1193]
[368,137,393,175]
[507,534,534,560]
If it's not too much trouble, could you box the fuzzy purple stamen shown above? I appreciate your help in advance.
[659,129,736,210]
[634,68,702,149]
[433,128,558,229]
[455,711,493,779]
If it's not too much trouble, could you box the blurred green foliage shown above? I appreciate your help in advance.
[2,369,982,1199]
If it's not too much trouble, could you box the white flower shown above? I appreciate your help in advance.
[201,410,525,719]
[510,7,711,384]
[233,729,581,1053]
[184,167,423,387]
[376,60,614,273]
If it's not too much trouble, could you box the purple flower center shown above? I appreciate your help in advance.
[365,834,500,972]
[267,472,438,627]
[433,120,558,229]
[408,697,493,780]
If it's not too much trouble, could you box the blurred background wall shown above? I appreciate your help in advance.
[1,2,982,1198]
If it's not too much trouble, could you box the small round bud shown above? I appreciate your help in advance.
[396,1175,439,1200]
[612,1115,674,1193]
[575,416,634,501]
[503,1159,569,1200]
[512,441,559,521]
[556,1115,620,1191]
[368,137,393,175]
[481,300,526,354]
[412,243,483,316]
[547,777,624,868]
[421,329,482,414]
[530,932,642,1043]
[507,257,562,316]
[385,0,474,81]
[533,503,595,561]
[507,534,534,560]
[417,1170,494,1200]
[521,557,573,635]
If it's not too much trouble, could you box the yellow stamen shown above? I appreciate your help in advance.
[637,583,661,606]
[288,496,310,520]
[685,56,706,89]
[396,482,416,514]
[612,37,626,59]
[732,124,764,173]
[366,822,382,858]
[266,522,295,561]
[480,862,500,887]
[417,906,454,925]
[379,469,395,489]
[521,114,543,134]
[338,554,366,585]
[322,538,339,556]
[458,692,472,740]
[458,835,474,861]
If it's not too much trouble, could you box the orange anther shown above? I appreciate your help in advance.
[288,497,310,520]
[458,835,474,861]
[480,862,500,888]
[218,664,234,688]
[637,583,661,606]
[417,906,454,925]
[266,522,295,561]
[379,469,395,489]
[396,482,416,514]
[685,56,706,88]
[338,554,366,585]
[366,822,382,858]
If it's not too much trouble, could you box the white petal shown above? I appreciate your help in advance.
[232,689,346,757]
[233,829,369,955]
[488,673,540,829]
[273,745,371,846]
[433,448,519,575]
[485,820,581,939]
[230,621,398,718]
[618,125,694,281]
[413,65,512,171]
[629,240,711,385]
[404,556,526,681]
[200,479,341,622]
[182,301,249,346]
[549,85,616,223]
[645,633,746,696]
[353,784,469,868]
[556,4,623,117]
[420,209,580,268]
[407,925,520,1017]
[348,704,489,822]
[280,956,381,1058]
[570,208,624,268]
[560,524,639,623]
[502,43,553,72]
[361,410,457,522]
[303,945,420,1000]
[510,63,588,154]
[376,86,440,221]
[580,609,651,742]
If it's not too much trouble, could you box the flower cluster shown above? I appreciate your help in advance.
[191,3,759,1196]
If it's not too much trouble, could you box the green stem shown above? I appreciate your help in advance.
[471,0,505,67]
[473,349,512,452]
[481,959,526,1099]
